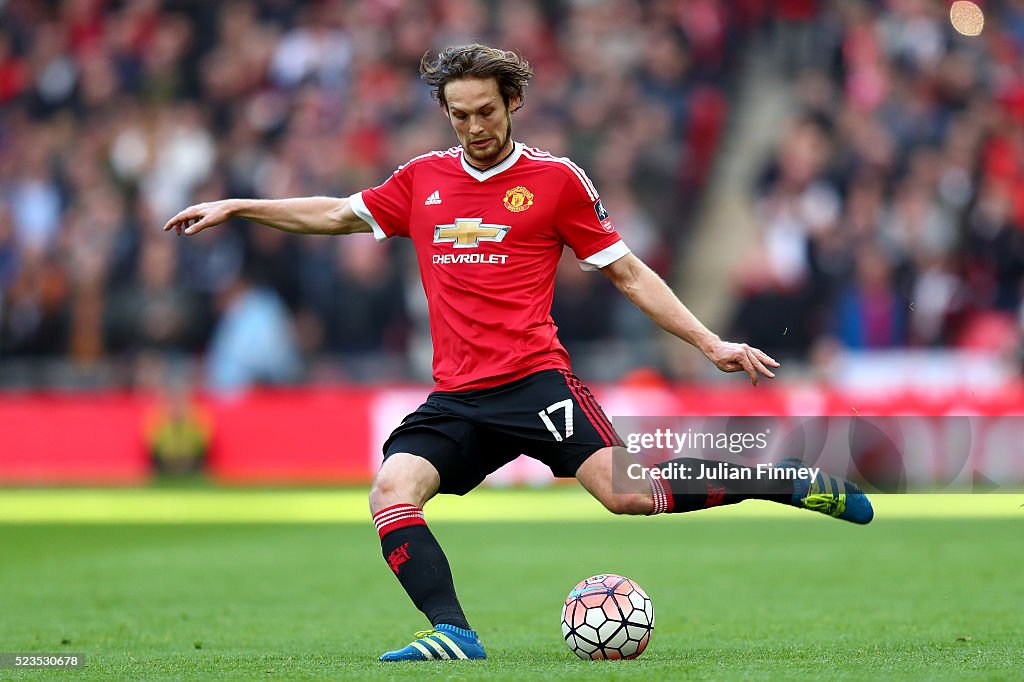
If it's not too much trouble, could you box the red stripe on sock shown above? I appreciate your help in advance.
[373,504,427,540]
[373,505,423,528]
[373,504,422,525]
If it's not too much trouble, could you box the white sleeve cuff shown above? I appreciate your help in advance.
[348,192,388,242]
[578,240,630,271]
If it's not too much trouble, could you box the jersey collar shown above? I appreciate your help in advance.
[459,141,523,182]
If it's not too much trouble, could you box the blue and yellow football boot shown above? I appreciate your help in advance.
[775,458,874,524]
[379,624,486,661]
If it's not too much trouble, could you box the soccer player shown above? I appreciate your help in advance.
[165,44,873,662]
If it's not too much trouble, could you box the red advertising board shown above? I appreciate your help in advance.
[1,384,1021,485]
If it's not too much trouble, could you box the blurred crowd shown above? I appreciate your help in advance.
[4,0,1021,392]
[731,0,1024,368]
[0,0,755,389]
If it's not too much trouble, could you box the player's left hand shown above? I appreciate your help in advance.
[703,340,779,386]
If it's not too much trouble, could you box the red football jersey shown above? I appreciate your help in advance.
[349,142,630,391]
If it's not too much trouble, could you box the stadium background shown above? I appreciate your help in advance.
[1,0,1022,484]
[2,1,1023,679]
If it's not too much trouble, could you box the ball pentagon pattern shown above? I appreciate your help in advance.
[560,574,654,660]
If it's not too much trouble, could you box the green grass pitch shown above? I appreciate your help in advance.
[1,488,1022,680]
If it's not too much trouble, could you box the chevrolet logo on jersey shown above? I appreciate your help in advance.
[434,219,511,248]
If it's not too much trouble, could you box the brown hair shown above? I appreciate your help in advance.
[420,44,533,112]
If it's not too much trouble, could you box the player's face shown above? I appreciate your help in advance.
[444,77,520,168]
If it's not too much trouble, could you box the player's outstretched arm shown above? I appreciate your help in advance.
[600,253,779,385]
[162,197,372,237]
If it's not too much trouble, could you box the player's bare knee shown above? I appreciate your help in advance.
[367,479,395,515]
[368,475,413,514]
[368,453,440,514]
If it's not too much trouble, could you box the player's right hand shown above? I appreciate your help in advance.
[163,200,236,236]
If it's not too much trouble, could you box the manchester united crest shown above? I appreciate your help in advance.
[503,185,534,213]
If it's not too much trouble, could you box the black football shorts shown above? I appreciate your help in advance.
[382,369,624,495]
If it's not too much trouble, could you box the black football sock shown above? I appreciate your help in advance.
[373,504,471,630]
[651,457,794,514]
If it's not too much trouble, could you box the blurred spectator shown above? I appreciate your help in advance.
[834,244,907,349]
[551,253,618,353]
[302,236,408,355]
[0,204,17,289]
[205,269,302,393]
[105,235,207,356]
[144,377,212,476]
[9,131,61,254]
[0,30,29,103]
[0,250,69,356]
[772,0,822,75]
[731,115,839,355]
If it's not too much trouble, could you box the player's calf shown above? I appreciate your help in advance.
[369,453,476,657]
[575,446,654,516]
[595,491,654,516]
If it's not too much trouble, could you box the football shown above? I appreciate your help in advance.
[560,573,654,660]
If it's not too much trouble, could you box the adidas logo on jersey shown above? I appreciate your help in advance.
[424,190,442,205]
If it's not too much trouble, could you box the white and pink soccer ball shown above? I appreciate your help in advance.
[560,573,654,660]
